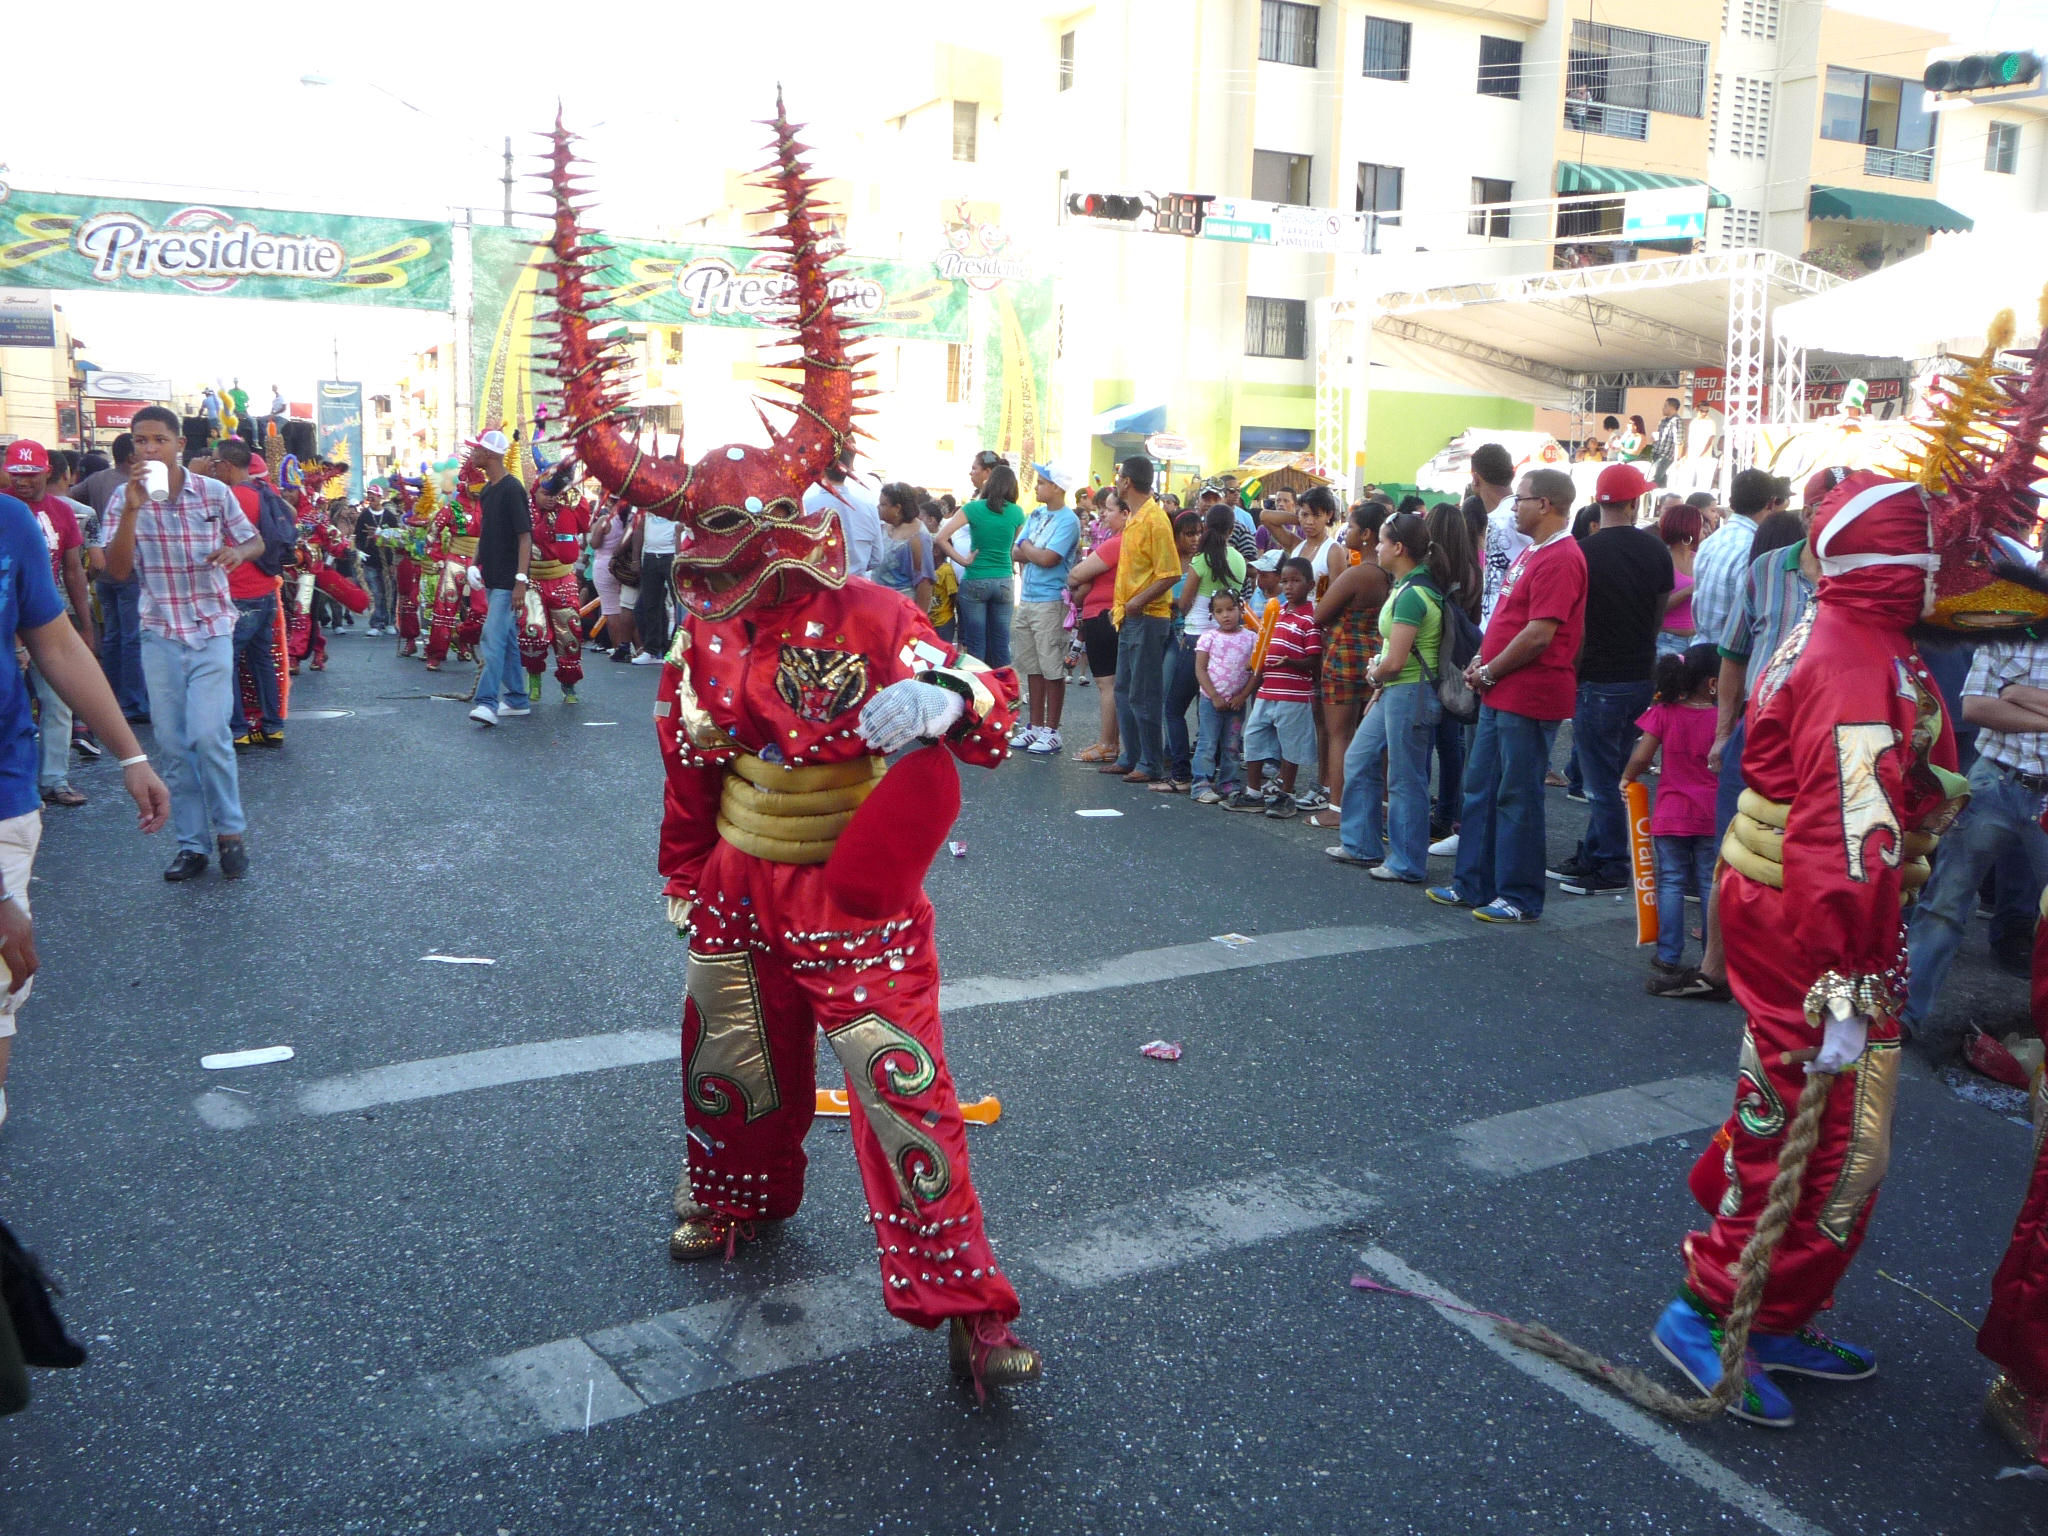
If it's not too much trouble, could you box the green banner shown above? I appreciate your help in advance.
[0,189,452,310]
[469,225,972,433]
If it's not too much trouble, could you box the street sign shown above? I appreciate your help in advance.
[1200,199,1369,253]
[0,292,56,347]
[1145,432,1191,459]
[1622,186,1708,242]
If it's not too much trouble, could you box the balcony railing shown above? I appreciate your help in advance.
[1863,145,1934,182]
[1564,99,1649,141]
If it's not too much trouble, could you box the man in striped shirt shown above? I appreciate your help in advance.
[101,407,263,882]
[1685,468,1778,658]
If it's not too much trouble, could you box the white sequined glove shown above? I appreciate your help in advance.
[858,679,966,753]
[1808,1004,1869,1075]
[666,895,693,937]
[465,564,484,592]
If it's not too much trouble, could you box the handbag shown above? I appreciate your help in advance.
[608,512,643,589]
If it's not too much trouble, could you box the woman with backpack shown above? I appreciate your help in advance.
[1327,512,1447,881]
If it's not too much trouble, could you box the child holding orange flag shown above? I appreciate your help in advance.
[1620,644,1722,994]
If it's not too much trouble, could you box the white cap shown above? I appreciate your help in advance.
[1032,459,1082,493]
[465,429,511,456]
[1252,549,1283,572]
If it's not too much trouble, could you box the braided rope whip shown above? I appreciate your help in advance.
[1495,1069,1837,1422]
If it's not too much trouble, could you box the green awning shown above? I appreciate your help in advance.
[1555,162,1731,210]
[1807,185,1973,233]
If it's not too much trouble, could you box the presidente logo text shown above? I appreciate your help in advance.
[75,207,347,294]
[675,257,885,321]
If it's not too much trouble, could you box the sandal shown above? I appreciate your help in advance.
[1149,779,1184,794]
[1305,809,1343,829]
[40,786,86,808]
[1074,744,1116,764]
[1121,770,1156,784]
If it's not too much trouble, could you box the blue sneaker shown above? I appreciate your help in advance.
[1651,1293,1795,1428]
[1425,885,1470,907]
[1751,1325,1876,1380]
[1473,899,1538,924]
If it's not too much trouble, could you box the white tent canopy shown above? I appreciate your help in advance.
[1772,217,2048,360]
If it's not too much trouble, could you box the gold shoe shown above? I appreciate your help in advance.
[1987,1374,2048,1464]
[949,1312,1043,1399]
[667,1205,760,1263]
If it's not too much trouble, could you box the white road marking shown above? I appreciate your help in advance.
[391,1074,1722,1457]
[1354,1248,1831,1536]
[203,910,1631,1127]
[1074,808,1123,817]
[420,954,496,966]
[1449,1076,1729,1177]
[200,1046,295,1070]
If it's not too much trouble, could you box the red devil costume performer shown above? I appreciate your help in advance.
[282,460,371,672]
[1654,303,2048,1430]
[424,452,489,670]
[544,98,1041,1395]
[517,461,589,703]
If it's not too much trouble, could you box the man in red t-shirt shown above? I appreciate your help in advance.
[517,464,590,703]
[4,442,94,806]
[1428,467,1587,922]
[211,440,287,746]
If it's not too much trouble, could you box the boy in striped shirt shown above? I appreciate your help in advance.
[1227,556,1322,819]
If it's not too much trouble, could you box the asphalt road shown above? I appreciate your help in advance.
[0,631,2041,1536]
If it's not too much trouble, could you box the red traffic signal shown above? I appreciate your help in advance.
[1066,192,1144,221]
[1925,51,2041,92]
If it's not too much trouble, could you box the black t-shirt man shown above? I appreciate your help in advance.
[1578,524,1673,684]
[354,504,396,570]
[477,476,533,591]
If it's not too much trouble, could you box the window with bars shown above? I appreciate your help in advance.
[1245,297,1308,359]
[1253,149,1315,206]
[1720,206,1762,249]
[952,100,979,162]
[1568,21,1709,118]
[1362,17,1411,82]
[1988,120,2020,174]
[1468,178,1512,237]
[1739,0,1779,39]
[1477,36,1522,98]
[1720,75,1771,158]
[1356,162,1403,224]
[1260,1,1319,67]
[1059,30,1075,90]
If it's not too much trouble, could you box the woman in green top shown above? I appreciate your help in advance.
[1328,512,1446,882]
[935,463,1025,667]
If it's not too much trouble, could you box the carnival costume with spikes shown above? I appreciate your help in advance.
[515,453,589,701]
[541,98,1038,1394]
[1662,299,2048,1435]
[424,447,490,668]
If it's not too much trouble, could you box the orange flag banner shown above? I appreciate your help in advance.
[1627,779,1658,946]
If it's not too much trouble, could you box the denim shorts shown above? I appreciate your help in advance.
[1243,697,1316,765]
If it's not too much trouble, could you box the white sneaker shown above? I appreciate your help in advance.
[630,651,662,666]
[470,704,498,727]
[1010,722,1034,747]
[496,699,532,718]
[1028,727,1061,755]
[1428,832,1459,858]
[0,1086,8,1130]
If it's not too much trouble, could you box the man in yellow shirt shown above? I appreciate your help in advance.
[1104,456,1181,783]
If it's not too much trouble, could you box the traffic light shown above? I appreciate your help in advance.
[1153,193,1214,237]
[1925,51,2041,93]
[1066,192,1144,222]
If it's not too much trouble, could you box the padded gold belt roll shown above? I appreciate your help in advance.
[529,558,574,580]
[445,535,479,559]
[717,752,885,865]
[1720,788,1936,898]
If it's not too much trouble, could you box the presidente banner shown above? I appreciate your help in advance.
[0,188,452,310]
[315,382,366,501]
[468,225,971,436]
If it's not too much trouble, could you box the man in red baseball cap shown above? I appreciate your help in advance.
[1551,458,1675,897]
[3,443,95,808]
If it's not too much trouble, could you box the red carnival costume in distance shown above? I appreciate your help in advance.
[424,453,489,669]
[1658,303,2048,1438]
[282,460,370,672]
[518,462,588,701]
[543,99,1041,1392]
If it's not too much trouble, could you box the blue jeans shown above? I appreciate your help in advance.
[1340,680,1440,878]
[1653,834,1717,966]
[474,587,526,712]
[1192,697,1244,792]
[97,575,148,718]
[1433,709,1465,831]
[1714,712,1748,846]
[139,630,245,854]
[1163,633,1199,781]
[1113,614,1171,777]
[364,564,392,630]
[955,577,1014,668]
[28,666,71,792]
[1452,705,1559,916]
[1904,757,2048,1035]
[228,594,282,736]
[1573,680,1655,880]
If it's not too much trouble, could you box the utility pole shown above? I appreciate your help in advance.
[502,137,513,227]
